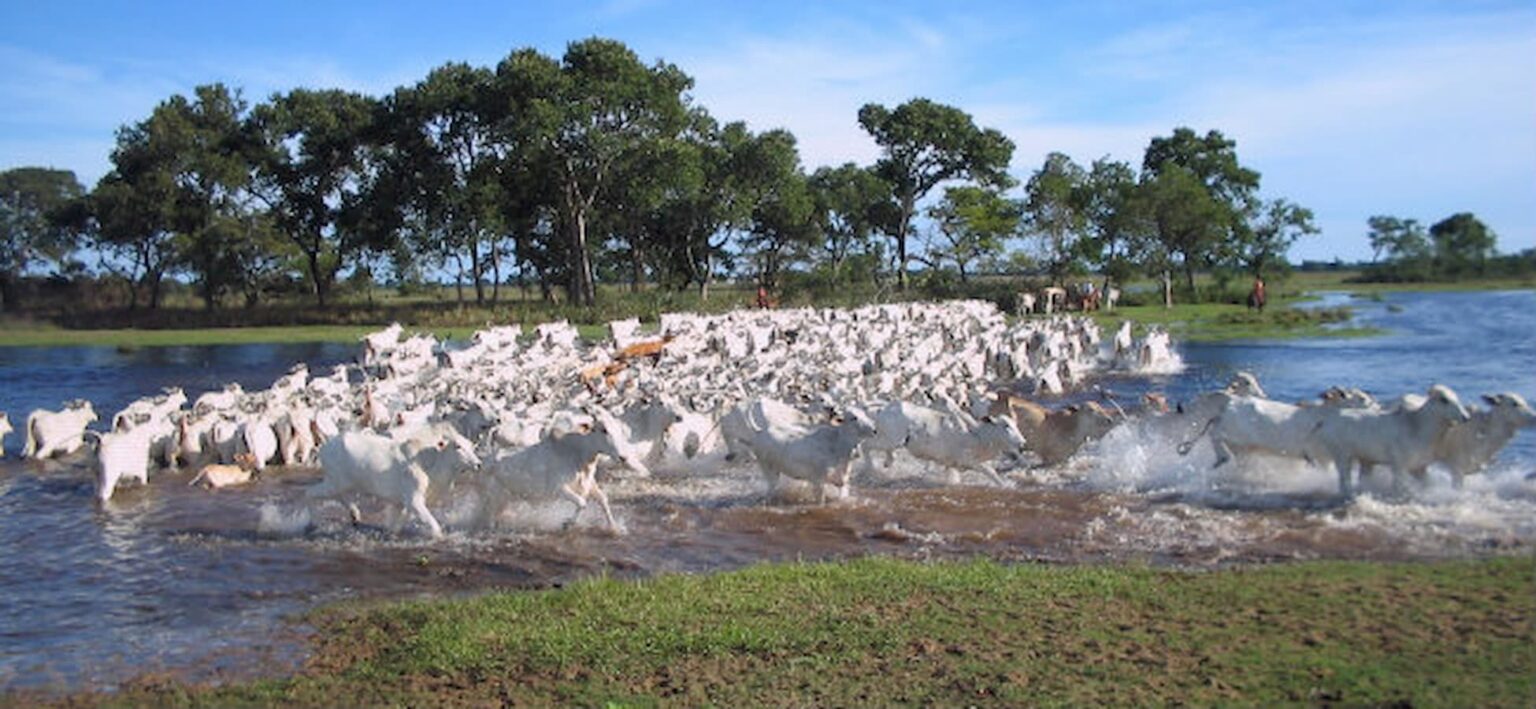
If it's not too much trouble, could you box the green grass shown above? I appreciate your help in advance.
[26,556,1533,707]
[1089,299,1380,342]
[0,320,610,349]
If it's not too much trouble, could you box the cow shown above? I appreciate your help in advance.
[359,322,405,367]
[1432,392,1536,484]
[112,387,187,431]
[480,409,650,532]
[863,401,1025,486]
[307,426,483,538]
[0,412,11,456]
[187,453,260,490]
[92,417,175,504]
[993,396,1118,466]
[1308,384,1472,498]
[735,410,877,503]
[22,401,98,460]
[193,383,244,414]
[1104,287,1121,311]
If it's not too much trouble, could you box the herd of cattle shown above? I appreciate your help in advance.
[1,300,1530,538]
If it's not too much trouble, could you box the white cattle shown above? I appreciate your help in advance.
[194,384,244,414]
[481,410,650,531]
[307,426,482,538]
[1111,321,1134,363]
[864,402,1025,486]
[1199,396,1334,469]
[719,398,819,463]
[1433,392,1536,484]
[92,417,174,503]
[0,412,11,456]
[1015,292,1037,315]
[275,407,318,466]
[23,402,98,460]
[238,417,280,471]
[113,387,187,431]
[736,411,877,503]
[359,322,404,367]
[1308,384,1472,497]
[1104,287,1121,311]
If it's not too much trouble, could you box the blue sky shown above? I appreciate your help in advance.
[2,1,1532,263]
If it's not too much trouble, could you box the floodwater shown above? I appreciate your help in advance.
[1,290,1533,691]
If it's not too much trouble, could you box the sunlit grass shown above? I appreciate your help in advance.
[30,556,1532,707]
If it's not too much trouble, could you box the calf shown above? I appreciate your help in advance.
[188,453,260,490]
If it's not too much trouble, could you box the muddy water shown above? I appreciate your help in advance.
[1,291,1533,691]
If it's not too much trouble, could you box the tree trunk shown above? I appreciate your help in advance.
[490,243,501,305]
[896,197,914,290]
[147,272,165,310]
[470,233,486,305]
[1162,269,1173,309]
[0,272,18,312]
[570,209,596,307]
[629,241,644,293]
[1183,259,1198,302]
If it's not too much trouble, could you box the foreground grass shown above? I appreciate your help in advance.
[32,556,1534,707]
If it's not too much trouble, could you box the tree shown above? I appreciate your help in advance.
[808,163,891,285]
[1235,198,1317,279]
[1077,157,1140,290]
[250,88,387,308]
[858,98,1014,289]
[1141,128,1261,298]
[1021,152,1085,286]
[496,39,693,307]
[0,167,85,310]
[1133,166,1225,306]
[926,185,1021,283]
[1365,215,1431,280]
[388,63,509,305]
[1430,212,1496,277]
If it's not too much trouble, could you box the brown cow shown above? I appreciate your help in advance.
[990,393,1119,466]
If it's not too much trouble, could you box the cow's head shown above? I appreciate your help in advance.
[1483,393,1536,426]
[1425,385,1472,424]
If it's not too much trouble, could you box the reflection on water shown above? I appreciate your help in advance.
[0,291,1532,691]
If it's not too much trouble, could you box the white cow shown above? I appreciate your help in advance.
[359,322,404,367]
[0,412,11,456]
[864,402,1025,486]
[193,383,244,414]
[481,409,650,531]
[92,417,174,503]
[1200,396,1334,469]
[1308,384,1472,497]
[112,387,187,431]
[307,426,483,538]
[1433,392,1536,484]
[238,417,281,471]
[736,411,877,503]
[23,402,98,460]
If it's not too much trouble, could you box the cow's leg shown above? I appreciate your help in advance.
[977,463,1009,488]
[1210,439,1234,469]
[407,491,444,539]
[558,483,589,529]
[1334,458,1356,499]
[589,483,618,532]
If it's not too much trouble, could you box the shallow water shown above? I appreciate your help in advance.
[0,291,1532,691]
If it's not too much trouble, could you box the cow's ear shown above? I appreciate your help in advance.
[1483,394,1499,406]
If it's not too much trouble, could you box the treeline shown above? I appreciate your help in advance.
[2,36,1465,316]
[1359,213,1530,282]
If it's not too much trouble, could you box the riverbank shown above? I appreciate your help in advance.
[3,295,1376,348]
[18,556,1531,707]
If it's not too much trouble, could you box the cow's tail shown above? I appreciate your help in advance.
[1176,417,1219,456]
[21,412,41,458]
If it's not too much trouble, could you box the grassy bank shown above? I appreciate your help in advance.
[28,556,1532,707]
[1092,300,1379,342]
